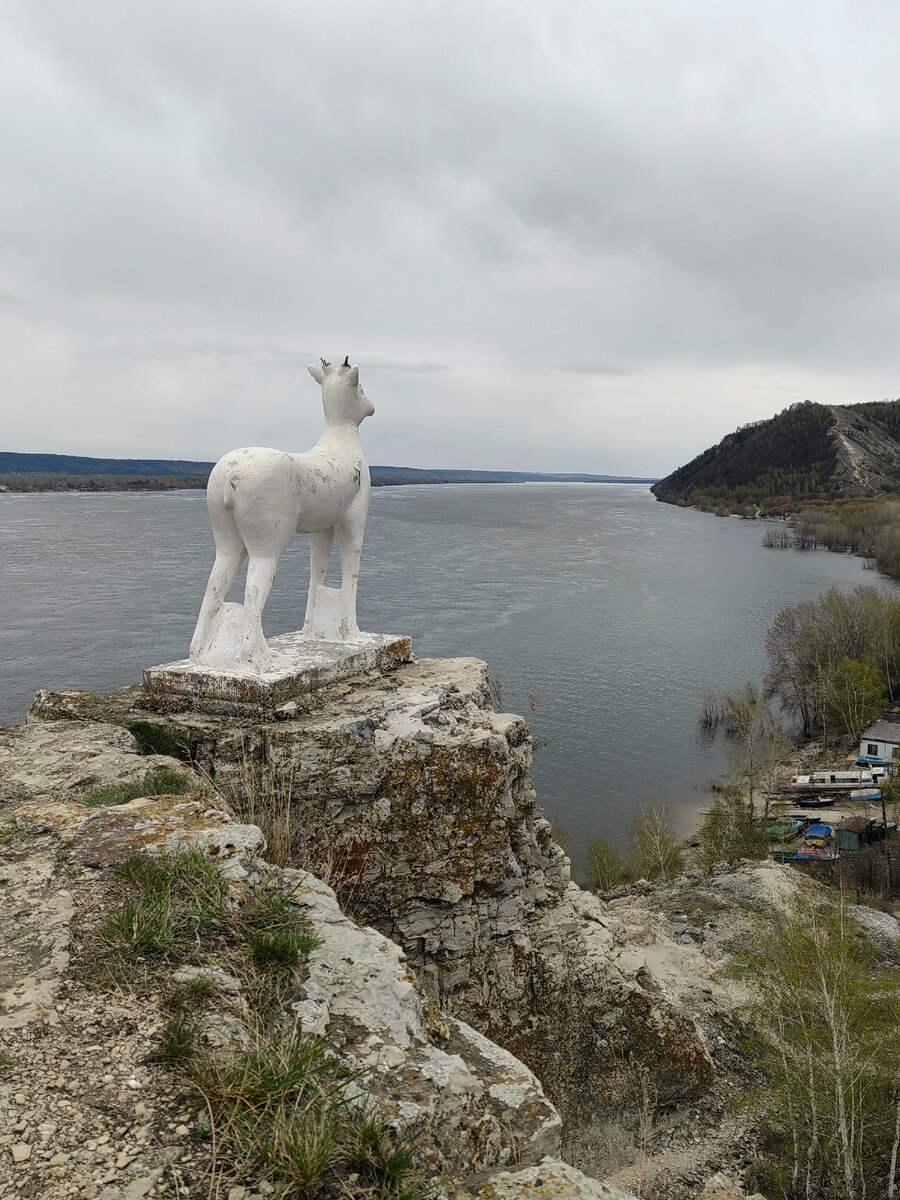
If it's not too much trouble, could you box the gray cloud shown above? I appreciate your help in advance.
[2,0,900,476]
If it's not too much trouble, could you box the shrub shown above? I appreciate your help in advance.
[695,788,769,869]
[585,834,629,892]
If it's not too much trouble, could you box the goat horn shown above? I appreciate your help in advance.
[343,356,350,368]
[320,357,330,367]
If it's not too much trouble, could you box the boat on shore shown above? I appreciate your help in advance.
[788,794,835,808]
[777,768,886,793]
[767,817,806,839]
[849,787,882,802]
[793,845,840,862]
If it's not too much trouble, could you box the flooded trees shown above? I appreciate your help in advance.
[763,585,900,741]
[695,685,787,865]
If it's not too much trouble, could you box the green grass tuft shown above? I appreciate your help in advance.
[346,1108,419,1192]
[147,1014,198,1064]
[237,884,323,971]
[243,926,309,970]
[261,1101,342,1192]
[114,845,227,906]
[96,895,181,956]
[188,1034,433,1196]
[83,767,201,807]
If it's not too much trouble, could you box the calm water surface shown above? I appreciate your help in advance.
[0,485,883,856]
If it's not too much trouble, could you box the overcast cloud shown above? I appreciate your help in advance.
[3,0,900,475]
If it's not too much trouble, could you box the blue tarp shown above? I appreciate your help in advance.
[807,824,832,839]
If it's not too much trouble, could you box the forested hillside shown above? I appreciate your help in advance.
[653,398,900,514]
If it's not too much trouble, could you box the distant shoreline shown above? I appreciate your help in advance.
[0,452,657,493]
[0,477,658,494]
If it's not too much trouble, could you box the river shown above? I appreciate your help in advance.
[0,484,882,857]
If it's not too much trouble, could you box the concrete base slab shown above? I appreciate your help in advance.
[143,632,412,714]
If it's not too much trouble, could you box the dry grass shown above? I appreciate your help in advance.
[217,747,298,869]
[78,846,437,1198]
[216,746,378,923]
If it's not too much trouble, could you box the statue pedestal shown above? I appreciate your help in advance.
[143,632,412,716]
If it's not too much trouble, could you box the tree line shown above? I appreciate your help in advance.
[782,498,900,580]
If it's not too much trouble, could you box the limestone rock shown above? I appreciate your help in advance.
[458,1158,638,1197]
[286,864,562,1173]
[30,657,713,1133]
[0,718,183,804]
[13,794,265,870]
[0,854,74,1029]
[0,716,563,1180]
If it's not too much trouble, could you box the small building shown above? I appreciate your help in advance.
[858,718,900,765]
[835,816,872,852]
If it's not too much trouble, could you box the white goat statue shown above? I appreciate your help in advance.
[189,357,375,672]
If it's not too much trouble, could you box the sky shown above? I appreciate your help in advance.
[3,0,900,477]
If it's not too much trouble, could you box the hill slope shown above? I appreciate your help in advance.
[652,399,900,513]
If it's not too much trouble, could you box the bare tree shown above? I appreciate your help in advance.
[628,805,684,881]
[487,672,504,713]
[744,892,900,1199]
[716,684,790,820]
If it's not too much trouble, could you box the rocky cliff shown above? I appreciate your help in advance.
[30,658,713,1147]
[0,715,633,1199]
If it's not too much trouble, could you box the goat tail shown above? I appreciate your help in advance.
[223,477,236,510]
